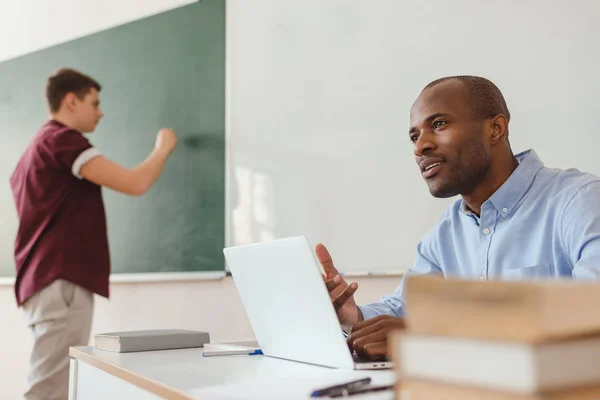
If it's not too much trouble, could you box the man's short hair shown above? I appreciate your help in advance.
[46,68,101,113]
[424,75,511,122]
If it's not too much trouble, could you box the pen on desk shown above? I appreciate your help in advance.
[310,377,371,398]
[330,384,394,397]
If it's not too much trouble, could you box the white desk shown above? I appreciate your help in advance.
[69,346,396,399]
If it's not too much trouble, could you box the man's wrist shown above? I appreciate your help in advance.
[356,306,364,322]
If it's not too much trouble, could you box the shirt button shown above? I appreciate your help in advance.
[483,228,491,235]
[502,207,508,213]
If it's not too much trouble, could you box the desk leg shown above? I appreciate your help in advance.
[68,358,78,400]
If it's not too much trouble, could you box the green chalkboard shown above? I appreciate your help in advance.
[0,1,226,276]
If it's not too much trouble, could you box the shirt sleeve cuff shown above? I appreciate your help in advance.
[357,305,380,321]
[72,148,102,179]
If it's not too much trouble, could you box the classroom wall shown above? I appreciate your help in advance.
[0,0,196,62]
[226,0,600,275]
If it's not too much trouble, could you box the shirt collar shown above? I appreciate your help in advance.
[460,149,544,216]
[47,119,83,135]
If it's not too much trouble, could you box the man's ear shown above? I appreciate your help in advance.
[62,92,78,111]
[489,114,509,145]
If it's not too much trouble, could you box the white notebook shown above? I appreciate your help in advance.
[202,340,261,357]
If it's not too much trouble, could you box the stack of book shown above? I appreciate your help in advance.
[391,275,600,400]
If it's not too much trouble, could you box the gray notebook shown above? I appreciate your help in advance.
[94,329,210,353]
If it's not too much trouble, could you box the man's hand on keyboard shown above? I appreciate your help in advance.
[347,315,406,360]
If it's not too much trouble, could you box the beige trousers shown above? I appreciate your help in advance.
[22,279,94,400]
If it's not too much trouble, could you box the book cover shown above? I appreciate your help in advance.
[94,329,210,353]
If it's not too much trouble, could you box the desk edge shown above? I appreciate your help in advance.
[69,347,195,400]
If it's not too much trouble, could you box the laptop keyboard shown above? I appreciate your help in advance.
[352,352,390,363]
[352,353,390,364]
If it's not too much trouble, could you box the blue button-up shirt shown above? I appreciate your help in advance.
[359,149,600,320]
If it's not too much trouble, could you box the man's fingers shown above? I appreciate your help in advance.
[324,275,343,292]
[350,315,405,337]
[348,327,388,352]
[349,330,389,359]
[359,342,388,361]
[315,243,339,278]
[347,316,406,356]
[332,282,357,310]
[350,315,380,333]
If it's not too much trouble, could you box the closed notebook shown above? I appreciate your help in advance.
[94,329,210,353]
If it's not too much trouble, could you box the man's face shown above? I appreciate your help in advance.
[409,80,491,198]
[72,88,104,133]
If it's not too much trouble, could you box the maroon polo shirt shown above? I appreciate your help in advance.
[10,120,110,306]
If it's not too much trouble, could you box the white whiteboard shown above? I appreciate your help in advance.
[226,0,600,274]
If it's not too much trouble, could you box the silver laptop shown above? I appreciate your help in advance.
[223,236,394,370]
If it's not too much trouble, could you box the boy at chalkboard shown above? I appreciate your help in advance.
[10,68,178,400]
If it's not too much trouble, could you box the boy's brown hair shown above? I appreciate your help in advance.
[46,68,101,113]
